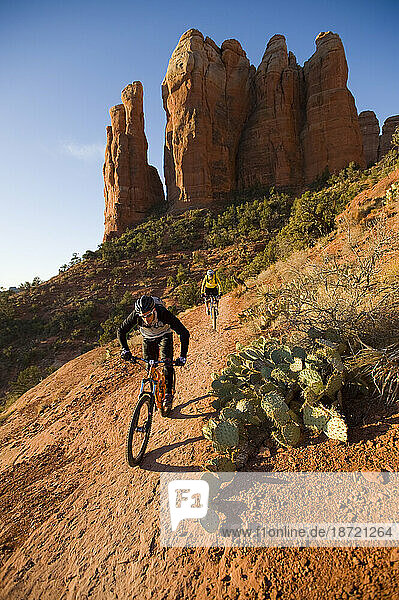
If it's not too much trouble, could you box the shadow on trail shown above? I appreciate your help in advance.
[140,436,205,472]
[170,394,214,420]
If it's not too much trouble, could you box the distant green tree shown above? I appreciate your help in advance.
[69,253,81,267]
[9,365,42,396]
[391,125,399,150]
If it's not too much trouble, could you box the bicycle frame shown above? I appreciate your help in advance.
[133,358,168,411]
[138,360,166,410]
[204,294,220,309]
[204,294,220,329]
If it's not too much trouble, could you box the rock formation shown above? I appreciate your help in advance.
[379,115,399,159]
[237,35,304,189]
[357,112,399,166]
[301,32,365,183]
[162,29,252,209]
[103,30,393,239]
[162,30,365,207]
[103,82,164,241]
[359,111,380,166]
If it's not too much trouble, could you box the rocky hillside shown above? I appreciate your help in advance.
[2,144,399,413]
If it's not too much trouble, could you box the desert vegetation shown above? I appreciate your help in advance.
[204,210,399,469]
[1,132,398,413]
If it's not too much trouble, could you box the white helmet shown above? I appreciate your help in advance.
[207,269,214,277]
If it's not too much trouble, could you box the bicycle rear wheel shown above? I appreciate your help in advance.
[126,393,153,466]
[160,368,176,417]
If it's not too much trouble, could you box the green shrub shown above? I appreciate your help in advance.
[7,365,43,402]
[167,275,177,288]
[278,165,366,251]
[176,263,189,284]
[240,240,277,279]
[99,292,135,345]
[175,280,201,310]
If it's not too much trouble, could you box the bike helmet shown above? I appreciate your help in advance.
[207,269,214,277]
[135,295,155,316]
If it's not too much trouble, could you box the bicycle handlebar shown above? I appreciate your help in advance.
[128,356,184,366]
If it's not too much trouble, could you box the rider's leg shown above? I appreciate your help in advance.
[142,338,159,362]
[205,293,210,314]
[208,287,219,308]
[159,333,174,393]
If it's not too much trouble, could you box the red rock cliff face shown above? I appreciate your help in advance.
[162,30,365,207]
[379,115,399,159]
[301,32,365,183]
[162,29,252,210]
[103,82,164,241]
[237,35,304,189]
[358,110,380,167]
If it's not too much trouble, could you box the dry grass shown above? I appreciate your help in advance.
[252,215,399,350]
[347,344,399,405]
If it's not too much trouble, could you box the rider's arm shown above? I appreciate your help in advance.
[117,311,139,351]
[200,277,206,295]
[160,307,190,357]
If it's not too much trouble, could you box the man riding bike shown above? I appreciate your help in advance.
[118,295,190,412]
[201,269,222,315]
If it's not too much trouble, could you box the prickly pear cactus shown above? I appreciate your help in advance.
[323,414,347,442]
[206,456,236,472]
[213,421,240,448]
[204,334,348,466]
[303,404,330,432]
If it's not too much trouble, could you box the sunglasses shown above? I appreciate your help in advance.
[140,308,155,318]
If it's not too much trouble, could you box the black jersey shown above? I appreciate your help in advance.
[117,305,190,357]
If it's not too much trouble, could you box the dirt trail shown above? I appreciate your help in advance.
[0,293,398,600]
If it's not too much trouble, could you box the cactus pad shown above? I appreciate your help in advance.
[206,456,236,472]
[323,416,347,442]
[261,391,287,418]
[220,407,241,422]
[271,346,293,364]
[290,357,304,372]
[298,369,324,394]
[324,373,344,398]
[213,421,240,448]
[271,422,301,447]
[271,368,291,385]
[303,404,329,432]
[281,422,301,446]
[292,346,306,360]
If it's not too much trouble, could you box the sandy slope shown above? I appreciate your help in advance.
[0,293,398,600]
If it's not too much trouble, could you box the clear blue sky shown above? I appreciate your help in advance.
[0,0,398,288]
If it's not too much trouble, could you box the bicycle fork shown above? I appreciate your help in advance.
[136,380,155,433]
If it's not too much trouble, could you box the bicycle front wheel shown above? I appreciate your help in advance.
[126,394,153,466]
[212,305,217,330]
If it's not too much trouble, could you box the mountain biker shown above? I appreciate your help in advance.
[201,269,222,315]
[118,295,190,412]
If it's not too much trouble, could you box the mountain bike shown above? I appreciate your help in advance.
[204,294,220,330]
[125,357,181,466]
